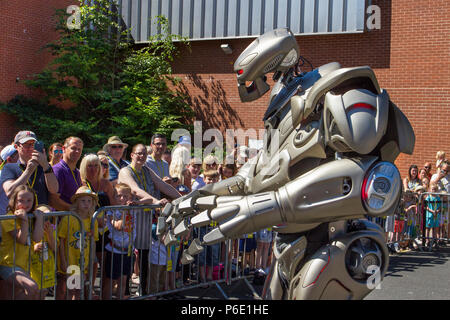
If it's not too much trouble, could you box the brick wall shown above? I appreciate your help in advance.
[171,0,450,177]
[1,0,449,178]
[0,0,73,143]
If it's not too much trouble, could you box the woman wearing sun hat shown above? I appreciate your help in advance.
[103,136,129,185]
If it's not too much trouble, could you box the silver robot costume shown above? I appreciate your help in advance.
[159,28,415,300]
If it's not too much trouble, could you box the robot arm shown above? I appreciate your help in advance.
[180,157,401,246]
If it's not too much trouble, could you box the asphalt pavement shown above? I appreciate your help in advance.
[365,245,450,300]
[170,245,450,301]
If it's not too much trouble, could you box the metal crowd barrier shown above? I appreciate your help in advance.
[0,211,85,300]
[87,204,269,300]
[417,191,450,248]
[366,190,450,253]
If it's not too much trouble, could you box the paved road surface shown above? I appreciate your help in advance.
[173,246,450,300]
[365,246,450,300]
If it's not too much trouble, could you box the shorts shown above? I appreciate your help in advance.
[239,237,257,253]
[256,229,273,243]
[394,220,405,233]
[0,265,26,280]
[104,250,132,279]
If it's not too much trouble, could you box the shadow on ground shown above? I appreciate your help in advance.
[385,246,450,278]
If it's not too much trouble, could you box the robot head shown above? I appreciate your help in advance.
[234,28,299,102]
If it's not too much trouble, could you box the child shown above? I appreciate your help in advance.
[220,163,236,180]
[56,186,99,300]
[103,183,136,300]
[0,185,43,300]
[198,170,221,285]
[30,204,57,299]
[393,193,408,250]
[403,191,417,250]
[435,151,446,172]
[425,184,441,250]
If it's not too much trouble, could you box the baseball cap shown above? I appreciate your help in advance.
[1,145,17,161]
[178,135,191,145]
[14,131,37,144]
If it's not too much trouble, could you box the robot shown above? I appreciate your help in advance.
[159,28,415,300]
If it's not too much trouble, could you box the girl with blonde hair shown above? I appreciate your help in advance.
[169,145,192,191]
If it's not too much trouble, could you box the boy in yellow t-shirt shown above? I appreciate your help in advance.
[56,186,98,300]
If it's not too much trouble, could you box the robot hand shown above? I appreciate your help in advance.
[162,191,283,247]
[195,192,284,245]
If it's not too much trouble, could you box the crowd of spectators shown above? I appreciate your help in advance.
[1,129,446,299]
[0,130,272,300]
[369,151,449,254]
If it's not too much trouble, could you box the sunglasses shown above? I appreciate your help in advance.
[111,145,123,149]
[53,150,63,154]
[424,166,430,169]
[133,152,146,157]
[101,163,109,168]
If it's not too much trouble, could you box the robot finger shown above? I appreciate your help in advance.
[202,227,226,245]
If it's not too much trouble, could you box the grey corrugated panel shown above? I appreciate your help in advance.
[228,0,238,37]
[120,0,366,43]
[251,0,262,36]
[317,0,330,33]
[277,0,289,31]
[331,0,344,32]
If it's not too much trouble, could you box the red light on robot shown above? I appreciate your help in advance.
[347,103,376,113]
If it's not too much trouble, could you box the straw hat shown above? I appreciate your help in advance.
[36,204,53,212]
[413,185,426,193]
[103,136,128,151]
[70,186,99,205]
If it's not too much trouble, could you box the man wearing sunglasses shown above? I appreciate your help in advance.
[1,131,59,206]
[423,162,433,180]
[103,136,129,185]
[431,160,450,193]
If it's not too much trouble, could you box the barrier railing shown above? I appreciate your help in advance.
[87,204,267,300]
[418,191,449,249]
[6,190,443,300]
[366,190,449,253]
[0,211,85,300]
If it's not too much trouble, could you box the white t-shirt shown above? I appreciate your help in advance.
[105,209,137,254]
[431,173,450,193]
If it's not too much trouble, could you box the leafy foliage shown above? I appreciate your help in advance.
[0,0,193,153]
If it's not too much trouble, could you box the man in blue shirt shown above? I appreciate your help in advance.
[145,134,170,179]
[1,131,59,206]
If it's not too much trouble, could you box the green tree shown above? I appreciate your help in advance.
[0,0,192,153]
